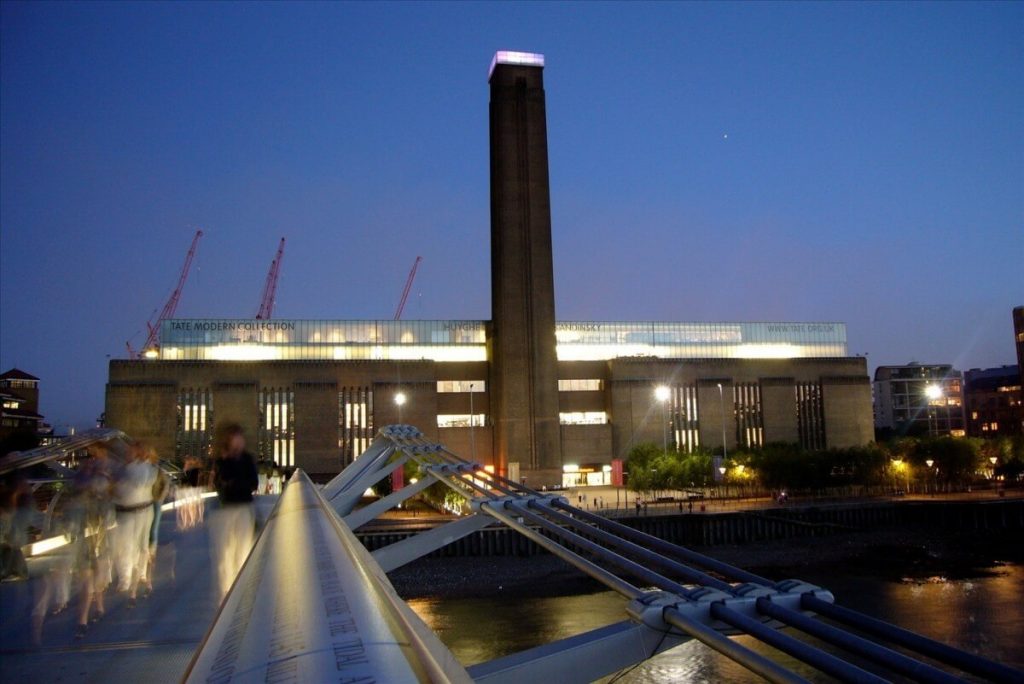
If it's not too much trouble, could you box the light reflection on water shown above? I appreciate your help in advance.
[407,563,1024,683]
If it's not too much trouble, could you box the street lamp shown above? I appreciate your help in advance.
[655,385,670,452]
[469,383,477,461]
[717,383,728,461]
[394,391,407,424]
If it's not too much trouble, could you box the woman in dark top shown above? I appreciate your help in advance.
[207,424,258,601]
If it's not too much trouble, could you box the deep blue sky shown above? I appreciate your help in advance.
[2,2,1022,430]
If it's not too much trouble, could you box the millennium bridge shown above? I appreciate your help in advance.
[1,428,1021,683]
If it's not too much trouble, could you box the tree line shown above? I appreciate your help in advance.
[624,435,1024,493]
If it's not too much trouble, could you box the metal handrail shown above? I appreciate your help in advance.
[0,428,128,475]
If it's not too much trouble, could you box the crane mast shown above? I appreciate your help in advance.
[394,256,423,320]
[131,230,203,358]
[256,238,286,320]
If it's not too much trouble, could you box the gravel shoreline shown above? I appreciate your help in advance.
[387,523,1024,600]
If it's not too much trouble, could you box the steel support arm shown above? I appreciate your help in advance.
[662,607,810,684]
[321,436,395,501]
[801,594,1024,684]
[756,597,963,684]
[331,452,409,516]
[467,620,689,684]
[343,475,435,530]
[373,513,495,572]
[710,603,888,684]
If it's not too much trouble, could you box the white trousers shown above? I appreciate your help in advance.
[115,507,153,593]
[208,503,255,600]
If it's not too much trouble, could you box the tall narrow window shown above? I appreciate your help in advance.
[734,383,764,448]
[671,385,700,453]
[795,382,826,450]
[259,387,295,467]
[339,387,374,466]
[176,388,213,462]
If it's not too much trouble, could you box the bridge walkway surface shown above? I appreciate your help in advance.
[0,498,274,684]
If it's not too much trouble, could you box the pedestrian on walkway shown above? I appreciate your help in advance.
[177,456,204,530]
[112,441,157,608]
[68,444,115,638]
[209,423,258,602]
[145,447,170,595]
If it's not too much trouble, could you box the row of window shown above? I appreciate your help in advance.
[1,379,37,388]
[558,379,603,392]
[173,381,832,461]
[339,387,373,466]
[436,379,605,393]
[433,412,611,427]
[436,414,486,428]
[437,380,485,393]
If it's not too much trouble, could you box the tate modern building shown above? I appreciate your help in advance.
[106,52,873,486]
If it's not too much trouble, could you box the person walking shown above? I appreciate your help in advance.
[144,447,170,596]
[177,456,204,530]
[67,444,115,638]
[112,441,157,608]
[209,423,258,602]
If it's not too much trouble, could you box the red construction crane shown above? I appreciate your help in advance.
[256,238,286,320]
[394,256,422,320]
[128,230,203,359]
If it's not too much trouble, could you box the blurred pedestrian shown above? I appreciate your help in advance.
[209,423,258,601]
[67,444,115,638]
[144,446,170,595]
[0,474,34,580]
[112,441,157,607]
[177,456,204,530]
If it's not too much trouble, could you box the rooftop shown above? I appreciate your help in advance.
[151,319,849,362]
[0,368,39,381]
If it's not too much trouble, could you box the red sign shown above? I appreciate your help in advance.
[611,459,624,487]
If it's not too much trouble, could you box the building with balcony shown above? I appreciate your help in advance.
[873,363,965,437]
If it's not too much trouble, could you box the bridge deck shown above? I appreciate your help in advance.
[0,499,272,683]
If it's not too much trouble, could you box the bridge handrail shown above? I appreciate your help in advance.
[0,428,128,476]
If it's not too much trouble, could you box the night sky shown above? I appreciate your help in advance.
[1,2,1021,431]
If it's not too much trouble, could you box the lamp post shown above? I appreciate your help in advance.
[926,458,934,495]
[655,385,670,452]
[394,391,407,424]
[469,383,476,461]
[717,383,728,461]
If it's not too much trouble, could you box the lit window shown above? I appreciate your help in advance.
[436,380,486,393]
[2,401,18,409]
[559,412,608,425]
[558,379,603,391]
[437,414,486,428]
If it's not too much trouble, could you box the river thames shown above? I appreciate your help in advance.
[408,562,1024,682]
